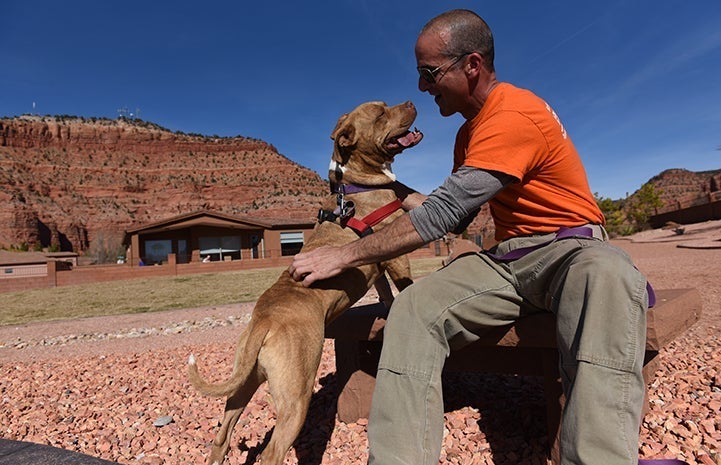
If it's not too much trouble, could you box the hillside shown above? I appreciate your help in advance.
[1,116,718,252]
[646,168,721,207]
[0,116,328,252]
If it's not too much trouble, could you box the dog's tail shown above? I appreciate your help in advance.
[187,324,268,398]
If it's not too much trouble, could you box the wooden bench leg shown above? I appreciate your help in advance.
[334,339,381,423]
[642,351,659,421]
[541,349,563,465]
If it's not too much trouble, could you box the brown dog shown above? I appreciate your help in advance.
[188,101,423,465]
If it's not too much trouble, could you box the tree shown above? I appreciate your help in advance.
[87,231,125,264]
[626,183,663,231]
[595,193,627,237]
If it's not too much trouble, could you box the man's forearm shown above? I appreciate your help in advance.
[342,213,426,267]
[401,191,427,211]
[390,181,427,211]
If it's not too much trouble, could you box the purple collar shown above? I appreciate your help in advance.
[332,182,397,195]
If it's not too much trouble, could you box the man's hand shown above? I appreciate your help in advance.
[288,246,350,287]
[290,214,424,287]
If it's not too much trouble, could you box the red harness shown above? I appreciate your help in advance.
[317,183,402,237]
[344,198,402,237]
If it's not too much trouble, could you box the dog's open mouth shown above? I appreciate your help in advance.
[386,127,424,152]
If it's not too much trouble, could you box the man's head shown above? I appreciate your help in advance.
[415,9,497,119]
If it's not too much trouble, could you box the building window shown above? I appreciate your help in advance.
[280,232,304,256]
[178,239,189,264]
[144,240,173,265]
[199,236,241,261]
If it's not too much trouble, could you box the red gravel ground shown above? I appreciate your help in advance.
[1,222,720,465]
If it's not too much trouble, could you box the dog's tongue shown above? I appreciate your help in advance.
[397,129,423,147]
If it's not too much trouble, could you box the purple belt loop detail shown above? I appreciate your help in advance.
[485,226,594,262]
[638,460,689,465]
[646,281,657,307]
[555,225,594,240]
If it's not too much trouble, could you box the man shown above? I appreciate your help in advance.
[289,9,649,465]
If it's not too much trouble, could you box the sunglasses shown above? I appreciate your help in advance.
[417,53,471,84]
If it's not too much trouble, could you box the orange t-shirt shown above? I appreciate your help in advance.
[454,83,604,241]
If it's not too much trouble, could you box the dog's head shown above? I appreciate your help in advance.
[329,101,423,185]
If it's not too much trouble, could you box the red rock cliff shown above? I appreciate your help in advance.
[0,116,328,251]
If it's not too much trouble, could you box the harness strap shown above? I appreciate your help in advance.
[345,199,403,237]
[485,226,656,307]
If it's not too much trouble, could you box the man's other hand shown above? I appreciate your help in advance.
[288,246,348,287]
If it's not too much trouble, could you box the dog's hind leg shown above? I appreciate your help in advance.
[383,256,414,291]
[374,273,395,308]
[207,368,264,465]
[258,338,324,465]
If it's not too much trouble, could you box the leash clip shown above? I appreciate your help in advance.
[318,192,355,225]
[336,192,355,222]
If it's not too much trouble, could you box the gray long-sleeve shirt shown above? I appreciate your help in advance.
[408,166,514,242]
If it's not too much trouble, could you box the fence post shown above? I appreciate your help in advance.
[168,253,177,276]
[47,260,57,288]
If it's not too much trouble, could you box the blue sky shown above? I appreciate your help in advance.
[2,1,720,200]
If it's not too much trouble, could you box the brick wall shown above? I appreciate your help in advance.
[0,242,445,294]
[0,276,49,294]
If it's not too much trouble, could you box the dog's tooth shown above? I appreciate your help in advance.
[188,354,196,365]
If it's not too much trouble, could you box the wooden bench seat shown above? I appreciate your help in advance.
[324,287,702,464]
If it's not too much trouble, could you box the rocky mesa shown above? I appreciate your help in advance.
[1,115,719,254]
[0,116,328,252]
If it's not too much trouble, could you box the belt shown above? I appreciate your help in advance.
[485,226,656,307]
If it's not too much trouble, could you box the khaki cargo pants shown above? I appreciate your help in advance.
[368,227,649,465]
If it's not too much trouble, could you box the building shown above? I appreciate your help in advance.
[0,250,78,278]
[121,210,316,266]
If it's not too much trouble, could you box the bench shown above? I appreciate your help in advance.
[324,288,702,465]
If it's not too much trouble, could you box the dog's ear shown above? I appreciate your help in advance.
[331,115,357,146]
[330,113,349,138]
[330,114,357,164]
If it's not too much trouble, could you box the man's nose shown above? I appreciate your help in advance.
[418,76,431,92]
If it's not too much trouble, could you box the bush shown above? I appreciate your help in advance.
[87,231,126,264]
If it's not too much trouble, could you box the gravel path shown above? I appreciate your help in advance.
[1,222,720,465]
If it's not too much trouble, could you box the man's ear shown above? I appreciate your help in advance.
[466,53,484,78]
